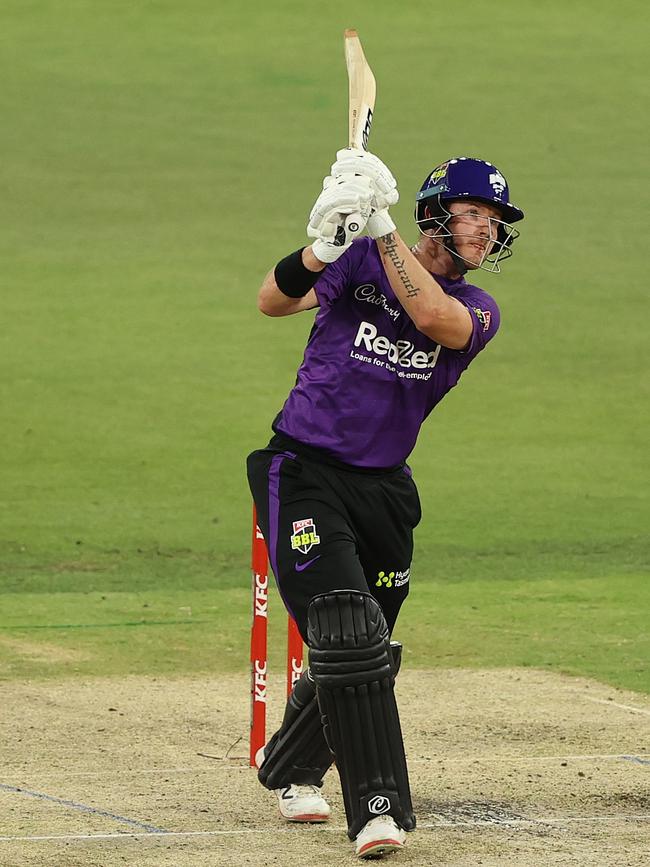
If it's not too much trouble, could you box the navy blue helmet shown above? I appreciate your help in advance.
[415,157,524,271]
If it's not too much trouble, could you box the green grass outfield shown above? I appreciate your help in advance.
[1,1,648,691]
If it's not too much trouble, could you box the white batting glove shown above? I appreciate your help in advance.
[366,209,396,238]
[331,148,399,239]
[331,148,399,211]
[307,174,374,263]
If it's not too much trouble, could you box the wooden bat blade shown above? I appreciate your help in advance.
[344,29,376,151]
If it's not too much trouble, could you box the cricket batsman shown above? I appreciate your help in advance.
[247,151,524,858]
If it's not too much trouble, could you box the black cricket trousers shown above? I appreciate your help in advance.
[246,434,421,642]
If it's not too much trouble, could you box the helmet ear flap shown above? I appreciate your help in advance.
[494,216,519,250]
[415,195,447,230]
[415,192,447,233]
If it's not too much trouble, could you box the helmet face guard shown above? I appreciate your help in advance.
[414,157,524,274]
[416,194,520,273]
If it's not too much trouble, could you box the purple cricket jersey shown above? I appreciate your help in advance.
[273,237,500,468]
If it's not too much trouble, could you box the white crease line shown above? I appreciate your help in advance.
[5,767,210,778]
[2,815,650,843]
[409,753,650,765]
[582,697,650,717]
[5,753,650,778]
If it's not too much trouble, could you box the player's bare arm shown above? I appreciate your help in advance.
[257,247,323,317]
[258,169,374,318]
[375,230,473,349]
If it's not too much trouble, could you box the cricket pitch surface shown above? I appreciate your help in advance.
[1,669,649,866]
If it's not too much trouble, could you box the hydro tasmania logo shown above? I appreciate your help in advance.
[376,568,410,589]
[350,321,441,380]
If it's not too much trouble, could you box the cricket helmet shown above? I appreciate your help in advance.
[415,157,524,272]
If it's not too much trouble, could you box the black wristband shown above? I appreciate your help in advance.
[274,248,322,298]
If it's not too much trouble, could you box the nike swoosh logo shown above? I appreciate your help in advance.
[295,556,321,572]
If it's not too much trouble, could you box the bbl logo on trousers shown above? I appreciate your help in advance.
[291,518,320,554]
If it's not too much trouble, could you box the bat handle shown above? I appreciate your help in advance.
[343,149,367,241]
[344,211,365,242]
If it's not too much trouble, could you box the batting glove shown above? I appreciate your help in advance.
[331,148,399,209]
[331,149,399,239]
[366,208,396,238]
[307,174,374,263]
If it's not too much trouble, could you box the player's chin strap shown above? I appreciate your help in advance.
[438,199,469,274]
[443,235,469,276]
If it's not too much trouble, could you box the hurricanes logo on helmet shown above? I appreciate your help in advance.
[489,171,506,196]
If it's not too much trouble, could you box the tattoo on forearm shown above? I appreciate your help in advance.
[380,233,420,298]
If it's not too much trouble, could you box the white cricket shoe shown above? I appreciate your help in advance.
[275,783,331,822]
[355,814,406,859]
[255,746,330,822]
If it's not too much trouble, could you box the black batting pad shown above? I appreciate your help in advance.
[258,669,333,789]
[307,590,415,838]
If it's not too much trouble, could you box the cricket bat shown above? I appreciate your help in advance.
[344,28,376,151]
[341,29,376,238]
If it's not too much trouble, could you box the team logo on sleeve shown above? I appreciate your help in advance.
[291,518,321,554]
[472,307,492,332]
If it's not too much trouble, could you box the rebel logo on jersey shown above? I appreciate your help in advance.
[350,321,442,376]
[290,518,320,554]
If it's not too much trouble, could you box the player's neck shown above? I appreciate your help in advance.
[410,239,463,281]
